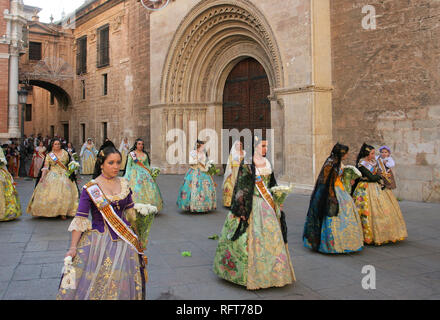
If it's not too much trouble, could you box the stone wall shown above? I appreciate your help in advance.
[331,0,440,202]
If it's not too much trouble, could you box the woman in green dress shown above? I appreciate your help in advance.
[123,138,163,212]
[0,146,21,221]
[213,136,295,290]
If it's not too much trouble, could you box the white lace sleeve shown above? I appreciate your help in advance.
[68,217,92,232]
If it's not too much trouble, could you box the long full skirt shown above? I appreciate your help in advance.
[176,168,216,213]
[0,168,21,221]
[125,166,163,212]
[56,230,145,300]
[213,195,295,290]
[120,150,128,171]
[27,169,78,217]
[303,186,364,253]
[353,182,408,245]
[222,166,239,207]
[80,150,96,175]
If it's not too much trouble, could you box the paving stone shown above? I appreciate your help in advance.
[0,266,15,282]
[25,241,49,252]
[12,264,43,281]
[2,175,440,300]
[3,279,60,300]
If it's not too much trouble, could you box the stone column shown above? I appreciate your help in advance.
[8,49,20,138]
[275,0,333,194]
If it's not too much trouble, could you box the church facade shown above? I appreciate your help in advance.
[7,0,440,202]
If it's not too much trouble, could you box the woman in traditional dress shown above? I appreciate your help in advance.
[6,143,19,178]
[66,142,76,158]
[123,138,163,212]
[27,139,79,220]
[303,143,364,254]
[176,140,216,213]
[0,147,21,221]
[222,141,245,208]
[119,137,130,171]
[352,143,408,245]
[80,138,98,175]
[56,146,147,300]
[28,141,47,178]
[213,136,295,290]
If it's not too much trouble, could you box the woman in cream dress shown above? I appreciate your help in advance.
[80,139,98,175]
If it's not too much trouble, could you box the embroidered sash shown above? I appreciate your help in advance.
[130,151,152,175]
[49,152,67,171]
[85,182,149,281]
[254,167,277,214]
[377,158,392,184]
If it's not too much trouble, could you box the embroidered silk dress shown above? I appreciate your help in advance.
[0,148,21,221]
[353,159,408,245]
[80,142,98,175]
[213,159,295,289]
[176,150,217,213]
[26,149,78,218]
[123,152,163,212]
[56,178,146,300]
[303,165,364,254]
[28,146,46,178]
[119,140,130,171]
[222,141,245,207]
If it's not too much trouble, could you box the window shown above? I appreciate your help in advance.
[81,80,86,100]
[25,104,32,121]
[29,42,42,61]
[97,25,109,68]
[81,124,86,144]
[50,92,55,105]
[76,36,87,75]
[102,74,108,95]
[50,125,55,137]
[102,122,108,142]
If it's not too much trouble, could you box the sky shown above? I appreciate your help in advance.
[23,0,86,23]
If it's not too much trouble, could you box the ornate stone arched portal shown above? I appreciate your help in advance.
[153,0,285,174]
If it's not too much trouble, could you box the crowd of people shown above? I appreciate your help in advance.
[0,133,408,300]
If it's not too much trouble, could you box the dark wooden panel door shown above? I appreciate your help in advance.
[223,58,270,138]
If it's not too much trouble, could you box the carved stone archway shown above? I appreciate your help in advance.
[153,0,285,173]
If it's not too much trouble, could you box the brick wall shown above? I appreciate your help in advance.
[331,0,440,202]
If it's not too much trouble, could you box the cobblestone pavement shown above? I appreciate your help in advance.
[1,174,439,300]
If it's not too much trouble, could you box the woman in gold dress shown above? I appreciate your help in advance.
[0,147,21,221]
[222,141,245,207]
[27,139,79,220]
[352,143,408,245]
[119,137,130,172]
[80,138,98,175]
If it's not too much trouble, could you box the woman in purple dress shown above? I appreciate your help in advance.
[56,146,147,300]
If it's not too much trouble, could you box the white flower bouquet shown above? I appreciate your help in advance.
[206,160,220,176]
[270,184,294,207]
[151,167,161,180]
[60,256,76,290]
[66,161,80,177]
[133,203,157,249]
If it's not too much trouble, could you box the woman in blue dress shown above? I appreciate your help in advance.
[303,143,364,254]
[123,138,163,212]
[176,140,216,213]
